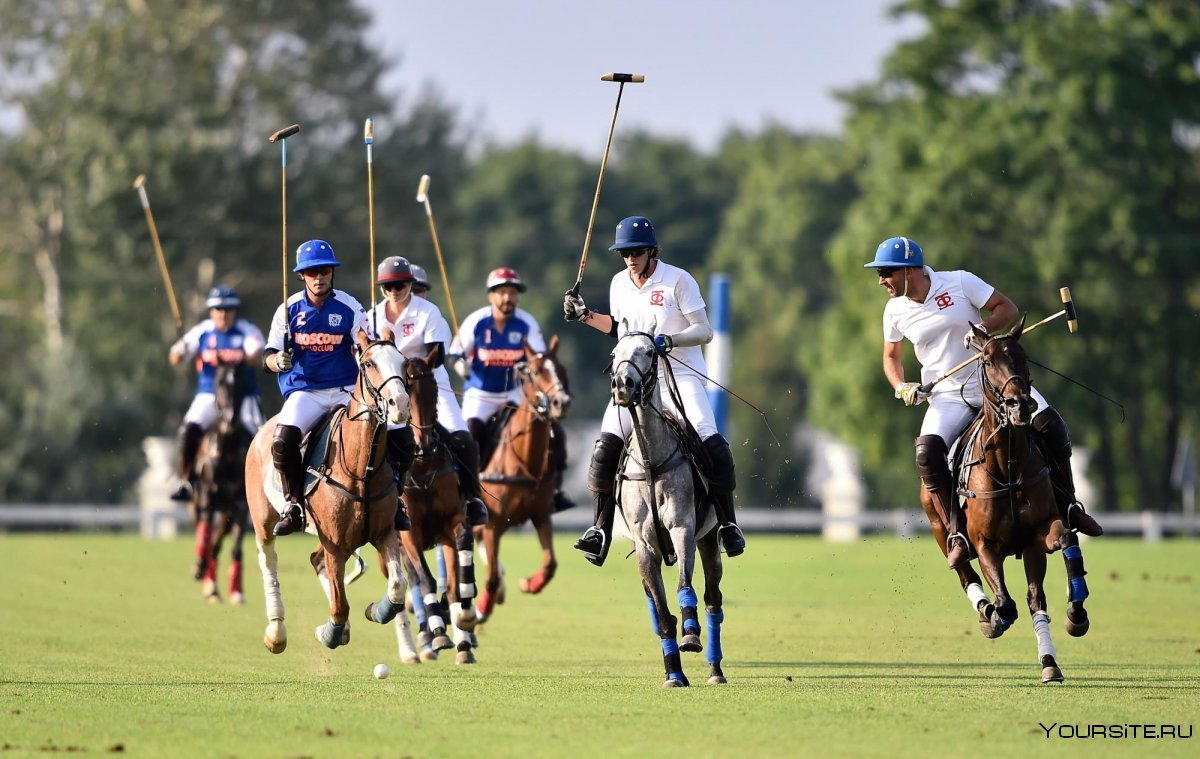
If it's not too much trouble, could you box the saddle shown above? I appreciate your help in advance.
[615,410,717,524]
[951,411,1052,507]
[479,403,519,467]
[300,407,345,498]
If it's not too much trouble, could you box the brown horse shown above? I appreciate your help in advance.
[392,355,480,664]
[245,331,410,654]
[191,363,252,604]
[475,336,571,621]
[928,317,1092,683]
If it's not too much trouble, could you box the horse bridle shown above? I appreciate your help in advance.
[611,331,660,408]
[403,359,442,460]
[515,354,561,420]
[353,340,409,427]
[977,337,1031,429]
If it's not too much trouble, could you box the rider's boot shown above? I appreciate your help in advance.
[702,433,746,557]
[271,424,307,537]
[447,429,489,527]
[170,422,204,501]
[915,435,970,569]
[387,426,415,531]
[1032,408,1103,537]
[573,433,624,567]
[549,421,576,512]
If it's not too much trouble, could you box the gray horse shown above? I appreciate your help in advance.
[609,324,727,687]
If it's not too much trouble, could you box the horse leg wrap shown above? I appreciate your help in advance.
[457,529,477,600]
[1031,610,1056,659]
[644,593,663,636]
[660,638,685,683]
[410,586,428,626]
[424,593,445,633]
[229,560,243,596]
[317,620,346,649]
[678,587,700,636]
[370,593,402,624]
[1062,542,1089,603]
[195,520,213,562]
[705,609,724,666]
[477,588,495,618]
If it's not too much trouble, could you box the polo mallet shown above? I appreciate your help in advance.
[133,175,183,332]
[268,123,301,347]
[569,72,645,297]
[364,118,378,334]
[416,174,461,335]
[918,287,1078,394]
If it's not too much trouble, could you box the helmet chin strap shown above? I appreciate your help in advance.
[638,250,657,278]
[902,267,910,298]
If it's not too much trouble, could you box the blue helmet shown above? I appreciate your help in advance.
[205,285,240,310]
[865,237,924,269]
[609,216,658,251]
[294,240,341,273]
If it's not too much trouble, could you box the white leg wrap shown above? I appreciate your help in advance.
[257,541,285,621]
[395,611,419,662]
[458,549,474,567]
[1032,610,1056,659]
[966,582,989,611]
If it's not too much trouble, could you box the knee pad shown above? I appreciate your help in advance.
[913,434,948,469]
[587,433,624,492]
[1032,408,1072,457]
[271,425,301,458]
[701,434,736,491]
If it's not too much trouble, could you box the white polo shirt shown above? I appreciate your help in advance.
[883,267,994,397]
[372,296,457,392]
[609,260,708,380]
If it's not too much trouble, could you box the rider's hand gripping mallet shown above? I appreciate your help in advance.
[918,287,1078,394]
[570,72,645,297]
[416,174,461,336]
[268,123,301,349]
[132,175,183,332]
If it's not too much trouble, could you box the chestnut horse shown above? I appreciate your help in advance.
[390,355,479,665]
[931,317,1092,683]
[245,331,410,654]
[191,363,252,604]
[474,336,571,622]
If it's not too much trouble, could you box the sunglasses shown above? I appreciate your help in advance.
[874,267,899,278]
[619,247,653,259]
[381,282,411,292]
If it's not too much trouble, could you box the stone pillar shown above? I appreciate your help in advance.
[138,436,179,539]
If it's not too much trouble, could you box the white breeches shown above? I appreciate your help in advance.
[920,386,1049,443]
[601,371,718,441]
[461,388,521,423]
[388,384,466,433]
[277,387,352,434]
[183,392,265,436]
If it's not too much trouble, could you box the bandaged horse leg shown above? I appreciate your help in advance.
[449,603,478,665]
[914,435,970,569]
[678,586,702,652]
[521,514,557,594]
[1022,549,1064,683]
[455,524,478,606]
[573,433,624,566]
[407,581,437,661]
[228,511,247,605]
[386,427,415,531]
[446,430,488,527]
[1032,408,1103,537]
[172,422,204,501]
[702,434,746,557]
[255,538,288,654]
[193,515,213,581]
[697,529,727,684]
[643,582,688,688]
[311,549,352,647]
[549,421,576,512]
[1060,530,1090,637]
[270,424,306,537]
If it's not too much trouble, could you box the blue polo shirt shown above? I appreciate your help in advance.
[266,290,372,399]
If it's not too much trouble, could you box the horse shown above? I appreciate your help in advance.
[245,330,411,654]
[190,363,252,604]
[474,336,572,622]
[608,324,727,688]
[390,355,480,665]
[932,317,1092,683]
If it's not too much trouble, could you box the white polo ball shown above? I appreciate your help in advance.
[373,663,391,680]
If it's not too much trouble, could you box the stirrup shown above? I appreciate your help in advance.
[718,523,746,557]
[945,532,970,569]
[465,497,489,527]
[573,527,608,566]
[1066,502,1103,537]
[169,480,194,502]
[273,503,306,537]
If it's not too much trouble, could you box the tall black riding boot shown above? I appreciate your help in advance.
[387,427,415,531]
[702,434,746,557]
[549,421,576,512]
[1032,408,1103,537]
[447,429,489,526]
[914,435,970,569]
[271,424,306,537]
[171,422,205,501]
[573,433,624,567]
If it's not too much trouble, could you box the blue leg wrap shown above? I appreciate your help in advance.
[436,550,448,596]
[1063,545,1090,602]
[661,639,685,682]
[706,609,724,665]
[410,586,427,626]
[317,620,345,649]
[677,587,698,609]
[370,594,401,624]
[645,593,662,635]
[678,587,700,635]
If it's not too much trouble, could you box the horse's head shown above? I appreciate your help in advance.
[515,334,572,420]
[213,363,245,439]
[610,320,658,408]
[974,316,1037,426]
[402,354,439,454]
[355,330,410,426]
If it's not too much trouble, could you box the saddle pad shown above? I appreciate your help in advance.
[302,408,345,497]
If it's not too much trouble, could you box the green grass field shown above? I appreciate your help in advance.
[0,532,1196,758]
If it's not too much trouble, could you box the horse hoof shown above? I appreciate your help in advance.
[206,593,222,605]
[680,634,702,653]
[1041,666,1064,684]
[520,573,548,594]
[400,653,420,665]
[263,620,288,655]
[432,634,454,652]
[1065,608,1090,638]
[419,647,438,662]
[456,649,477,665]
[229,592,245,606]
[315,623,347,650]
[707,675,728,685]
[662,678,689,689]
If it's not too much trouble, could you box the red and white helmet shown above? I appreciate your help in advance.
[486,266,527,292]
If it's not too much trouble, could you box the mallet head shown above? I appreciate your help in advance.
[364,118,373,144]
[601,73,645,83]
[268,124,301,143]
[416,174,431,203]
[1060,287,1078,333]
[133,174,146,190]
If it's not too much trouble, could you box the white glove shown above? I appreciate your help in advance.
[452,356,470,380]
[168,341,188,364]
[895,382,929,407]
[563,291,589,322]
[963,328,982,351]
[274,350,293,372]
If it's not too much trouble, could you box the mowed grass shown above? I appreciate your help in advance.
[0,532,1196,758]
